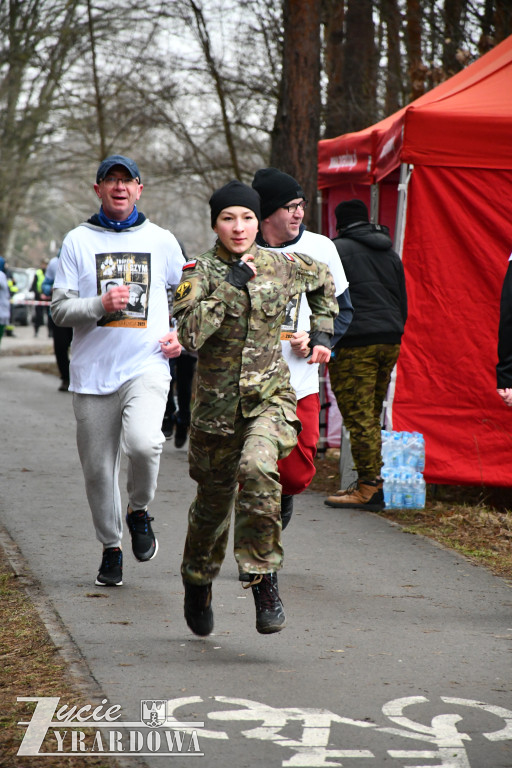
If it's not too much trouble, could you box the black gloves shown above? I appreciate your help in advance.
[225,260,255,289]
[308,331,332,352]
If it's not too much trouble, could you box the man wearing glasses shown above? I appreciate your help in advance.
[51,155,184,587]
[252,168,354,530]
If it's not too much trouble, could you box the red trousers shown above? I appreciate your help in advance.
[278,393,320,496]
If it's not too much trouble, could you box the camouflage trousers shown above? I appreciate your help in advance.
[181,400,299,585]
[328,344,401,481]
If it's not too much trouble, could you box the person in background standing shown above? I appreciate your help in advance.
[4,263,18,337]
[41,251,73,391]
[0,258,11,347]
[161,240,198,450]
[496,250,512,407]
[162,346,198,448]
[31,257,49,337]
[325,199,407,511]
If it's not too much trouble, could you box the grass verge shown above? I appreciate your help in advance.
[0,558,122,767]
[310,450,512,581]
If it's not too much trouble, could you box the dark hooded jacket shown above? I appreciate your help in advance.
[497,259,512,388]
[332,222,407,349]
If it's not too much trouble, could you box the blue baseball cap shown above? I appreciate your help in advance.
[96,154,141,184]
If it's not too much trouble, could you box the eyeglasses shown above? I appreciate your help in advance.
[101,176,139,186]
[282,200,308,214]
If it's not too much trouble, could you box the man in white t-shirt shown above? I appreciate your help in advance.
[252,168,353,529]
[52,155,184,587]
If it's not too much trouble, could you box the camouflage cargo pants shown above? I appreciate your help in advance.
[328,344,401,482]
[181,400,299,585]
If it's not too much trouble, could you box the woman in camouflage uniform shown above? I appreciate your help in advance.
[173,180,338,636]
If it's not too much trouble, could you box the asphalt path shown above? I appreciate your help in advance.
[1,326,511,767]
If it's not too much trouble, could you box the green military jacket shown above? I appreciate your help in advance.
[173,241,338,435]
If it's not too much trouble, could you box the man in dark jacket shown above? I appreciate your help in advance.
[497,255,512,406]
[325,199,407,510]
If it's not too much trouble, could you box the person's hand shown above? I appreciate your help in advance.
[289,330,310,358]
[497,388,512,406]
[159,330,182,359]
[240,253,257,276]
[101,285,129,313]
[308,344,331,365]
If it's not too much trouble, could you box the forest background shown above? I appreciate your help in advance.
[1,0,511,265]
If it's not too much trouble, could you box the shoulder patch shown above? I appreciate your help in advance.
[174,280,193,302]
[283,252,295,262]
[294,252,314,266]
[182,260,197,270]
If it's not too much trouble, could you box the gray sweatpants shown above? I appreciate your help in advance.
[73,371,170,549]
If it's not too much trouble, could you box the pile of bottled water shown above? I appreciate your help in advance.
[381,430,426,509]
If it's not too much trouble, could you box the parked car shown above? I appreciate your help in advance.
[9,267,37,326]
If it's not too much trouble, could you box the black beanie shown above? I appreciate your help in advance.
[335,199,369,230]
[252,168,305,220]
[209,180,261,227]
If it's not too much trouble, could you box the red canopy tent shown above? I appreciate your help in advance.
[318,36,512,487]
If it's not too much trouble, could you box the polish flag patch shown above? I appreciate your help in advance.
[182,260,197,270]
[283,252,295,262]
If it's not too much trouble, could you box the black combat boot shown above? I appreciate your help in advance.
[183,581,214,636]
[246,573,286,634]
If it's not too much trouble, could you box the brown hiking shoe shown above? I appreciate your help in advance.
[324,479,384,510]
[330,480,358,497]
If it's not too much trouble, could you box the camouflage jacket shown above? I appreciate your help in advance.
[173,241,338,435]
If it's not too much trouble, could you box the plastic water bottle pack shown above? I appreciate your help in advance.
[381,431,426,509]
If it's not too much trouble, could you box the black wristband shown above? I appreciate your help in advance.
[225,260,254,289]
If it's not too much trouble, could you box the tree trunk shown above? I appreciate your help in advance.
[337,0,377,133]
[494,0,512,42]
[381,0,402,114]
[87,0,107,160]
[270,0,322,231]
[323,0,345,139]
[406,0,425,100]
[187,0,241,179]
[442,0,467,77]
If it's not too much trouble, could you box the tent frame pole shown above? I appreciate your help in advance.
[394,162,413,257]
[370,183,379,222]
[382,162,413,431]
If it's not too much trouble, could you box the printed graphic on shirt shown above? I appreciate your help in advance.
[280,293,301,340]
[96,252,150,328]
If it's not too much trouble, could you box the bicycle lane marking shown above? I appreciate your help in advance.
[165,694,512,767]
